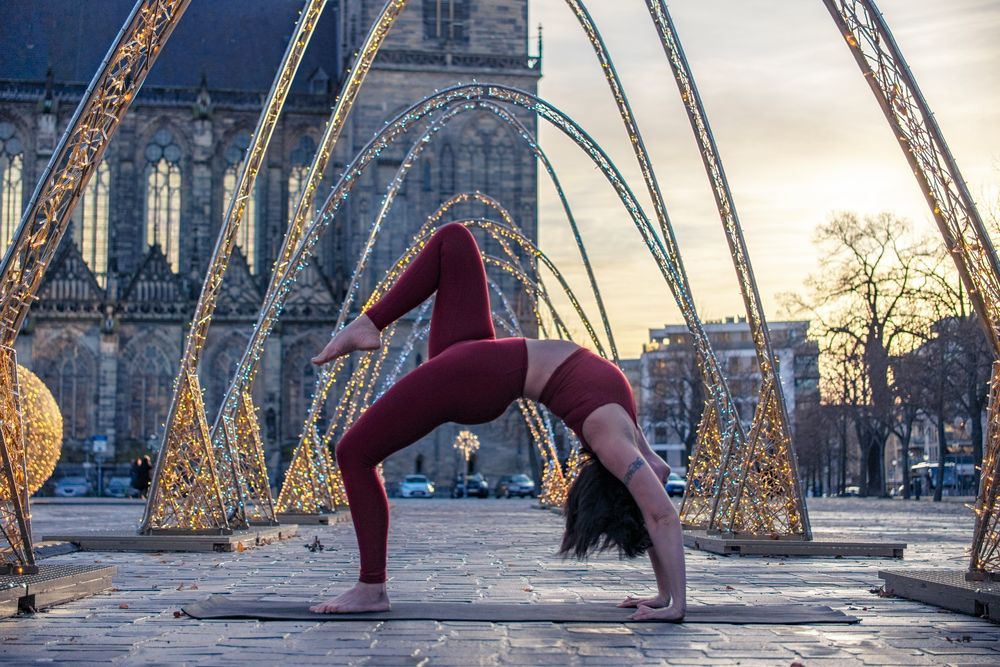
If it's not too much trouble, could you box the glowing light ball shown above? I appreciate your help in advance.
[17,365,63,495]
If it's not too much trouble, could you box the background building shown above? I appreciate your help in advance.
[639,317,820,473]
[0,0,541,491]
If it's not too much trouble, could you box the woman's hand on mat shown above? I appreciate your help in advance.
[617,594,667,609]
[629,602,685,622]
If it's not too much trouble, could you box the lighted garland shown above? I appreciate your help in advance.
[17,365,62,495]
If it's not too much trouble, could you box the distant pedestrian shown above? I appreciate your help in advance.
[130,458,142,498]
[137,455,153,499]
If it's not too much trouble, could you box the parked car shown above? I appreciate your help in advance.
[104,476,139,498]
[451,473,489,498]
[494,474,536,498]
[398,474,435,498]
[54,476,93,497]
[665,473,687,497]
[842,485,861,497]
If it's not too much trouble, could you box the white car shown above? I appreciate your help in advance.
[398,474,435,498]
[54,476,93,497]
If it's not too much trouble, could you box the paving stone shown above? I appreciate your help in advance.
[0,497,994,664]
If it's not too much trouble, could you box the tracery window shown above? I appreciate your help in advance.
[287,136,317,225]
[282,337,322,445]
[0,121,24,251]
[439,144,455,195]
[423,0,469,43]
[34,339,96,444]
[144,129,182,271]
[223,130,259,273]
[75,160,110,286]
[123,341,173,443]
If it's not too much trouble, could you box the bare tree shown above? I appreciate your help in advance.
[890,349,923,499]
[919,247,992,479]
[788,212,932,497]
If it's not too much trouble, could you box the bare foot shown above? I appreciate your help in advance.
[629,602,685,622]
[311,314,381,365]
[309,581,390,614]
[617,594,667,609]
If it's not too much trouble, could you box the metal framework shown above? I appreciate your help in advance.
[643,0,809,537]
[212,83,693,523]
[205,0,411,528]
[563,1,777,535]
[823,0,1000,578]
[235,84,746,524]
[0,0,190,573]
[142,0,409,534]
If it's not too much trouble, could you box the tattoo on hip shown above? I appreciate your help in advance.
[623,457,645,487]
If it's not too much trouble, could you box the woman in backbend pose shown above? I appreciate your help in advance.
[308,223,686,622]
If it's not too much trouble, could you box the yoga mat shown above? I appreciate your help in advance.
[183,595,859,624]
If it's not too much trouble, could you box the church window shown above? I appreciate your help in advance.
[75,160,110,286]
[287,135,317,225]
[421,159,432,192]
[282,337,323,445]
[423,0,470,44]
[0,121,24,251]
[440,144,455,194]
[125,342,173,443]
[223,130,259,273]
[144,128,182,271]
[35,339,96,444]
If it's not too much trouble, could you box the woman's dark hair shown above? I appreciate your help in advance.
[558,456,651,560]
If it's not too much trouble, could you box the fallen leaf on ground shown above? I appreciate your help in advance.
[118,603,129,609]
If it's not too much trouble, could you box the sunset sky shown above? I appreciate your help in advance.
[527,0,1000,357]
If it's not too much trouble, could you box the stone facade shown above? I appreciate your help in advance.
[0,0,541,493]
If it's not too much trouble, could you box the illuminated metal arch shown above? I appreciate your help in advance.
[639,0,809,535]
[254,85,750,525]
[562,0,806,536]
[215,96,618,433]
[253,84,733,460]
[0,0,191,574]
[823,0,1000,579]
[210,89,670,521]
[142,0,407,534]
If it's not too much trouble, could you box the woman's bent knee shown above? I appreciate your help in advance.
[335,437,368,473]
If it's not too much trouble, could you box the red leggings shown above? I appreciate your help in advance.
[339,223,528,583]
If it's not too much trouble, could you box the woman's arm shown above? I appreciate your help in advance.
[634,425,671,482]
[594,443,686,621]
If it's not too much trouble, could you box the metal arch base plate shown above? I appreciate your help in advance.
[276,512,350,526]
[880,569,1000,623]
[684,529,906,558]
[42,525,297,553]
[0,563,116,616]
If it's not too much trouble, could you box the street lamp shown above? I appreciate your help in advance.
[452,430,480,498]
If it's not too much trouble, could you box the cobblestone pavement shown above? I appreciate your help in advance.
[2,497,998,665]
